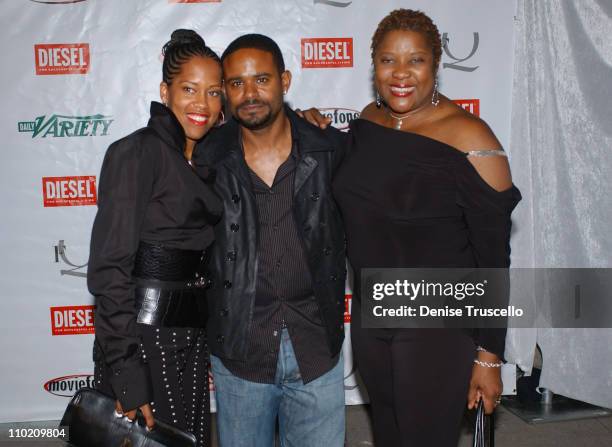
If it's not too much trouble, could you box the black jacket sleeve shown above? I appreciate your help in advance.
[87,131,157,410]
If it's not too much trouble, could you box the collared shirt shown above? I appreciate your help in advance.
[221,130,339,384]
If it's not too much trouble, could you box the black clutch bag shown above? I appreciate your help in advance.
[60,388,196,447]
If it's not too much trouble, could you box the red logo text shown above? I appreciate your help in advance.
[50,305,95,336]
[301,38,353,68]
[344,294,352,323]
[453,99,480,117]
[34,43,90,75]
[42,176,96,207]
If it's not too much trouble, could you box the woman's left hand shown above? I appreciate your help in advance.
[295,108,331,129]
[467,351,503,414]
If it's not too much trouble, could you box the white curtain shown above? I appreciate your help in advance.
[506,0,612,408]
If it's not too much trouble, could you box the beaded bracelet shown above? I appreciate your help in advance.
[473,359,503,368]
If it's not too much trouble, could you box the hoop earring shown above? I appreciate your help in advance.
[215,110,225,128]
[376,92,382,108]
[431,80,440,107]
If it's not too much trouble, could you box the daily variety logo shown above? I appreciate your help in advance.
[44,374,94,397]
[452,99,480,117]
[54,240,88,278]
[43,176,97,207]
[318,108,360,131]
[34,43,89,75]
[50,305,95,336]
[301,38,353,68]
[18,114,113,138]
[442,32,479,72]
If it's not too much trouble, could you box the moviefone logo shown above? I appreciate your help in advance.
[51,305,95,336]
[452,99,480,117]
[318,108,360,131]
[35,43,89,75]
[18,114,113,138]
[44,374,94,397]
[43,176,97,207]
[301,38,353,68]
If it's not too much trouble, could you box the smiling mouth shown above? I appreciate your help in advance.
[187,113,209,126]
[389,85,416,97]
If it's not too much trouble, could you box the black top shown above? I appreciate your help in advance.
[332,119,521,357]
[221,136,337,384]
[87,102,222,409]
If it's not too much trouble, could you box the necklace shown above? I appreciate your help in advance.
[388,110,411,130]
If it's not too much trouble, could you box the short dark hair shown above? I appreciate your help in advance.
[371,9,442,72]
[221,33,285,73]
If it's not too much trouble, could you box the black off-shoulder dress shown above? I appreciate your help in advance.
[332,119,521,446]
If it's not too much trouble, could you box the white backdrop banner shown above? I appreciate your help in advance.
[0,0,517,422]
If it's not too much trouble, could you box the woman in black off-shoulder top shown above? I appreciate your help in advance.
[332,10,521,447]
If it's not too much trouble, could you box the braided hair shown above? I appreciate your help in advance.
[162,29,221,85]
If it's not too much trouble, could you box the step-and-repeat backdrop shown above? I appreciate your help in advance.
[0,0,517,422]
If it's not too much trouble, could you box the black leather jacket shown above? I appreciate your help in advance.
[193,108,348,361]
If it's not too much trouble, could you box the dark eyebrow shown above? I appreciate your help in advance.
[226,72,274,83]
[378,50,429,56]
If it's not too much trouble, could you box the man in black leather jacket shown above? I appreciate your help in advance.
[193,34,347,447]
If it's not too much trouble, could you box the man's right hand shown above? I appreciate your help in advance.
[115,400,155,430]
[296,108,331,129]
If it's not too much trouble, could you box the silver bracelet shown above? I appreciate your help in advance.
[473,359,503,368]
[476,345,488,352]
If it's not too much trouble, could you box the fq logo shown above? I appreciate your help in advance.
[301,38,353,68]
[452,99,480,117]
[35,43,89,75]
[43,176,96,207]
[50,305,95,335]
[318,108,360,131]
[44,374,94,397]
[18,114,113,138]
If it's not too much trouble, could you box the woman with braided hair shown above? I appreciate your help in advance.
[88,29,223,446]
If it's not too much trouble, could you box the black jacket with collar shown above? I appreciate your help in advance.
[193,108,348,361]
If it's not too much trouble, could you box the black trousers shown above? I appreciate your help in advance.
[351,308,475,447]
[95,326,211,447]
